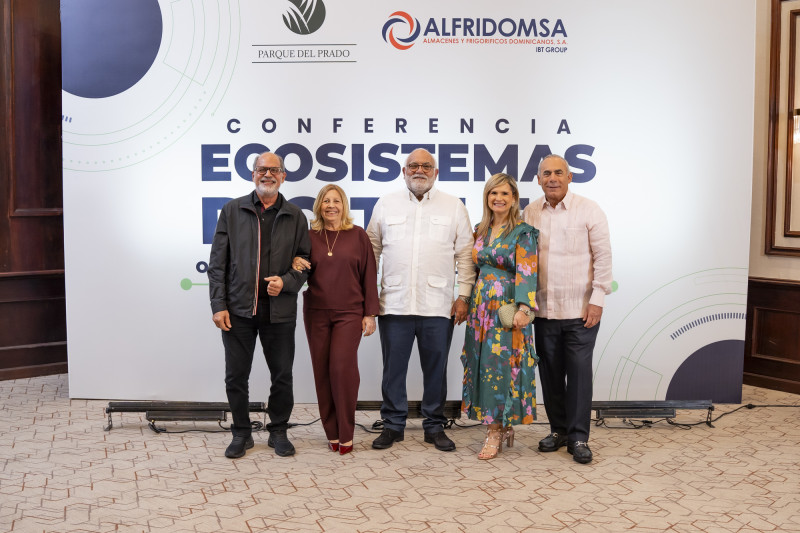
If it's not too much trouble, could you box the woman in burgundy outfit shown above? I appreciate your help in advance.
[293,185,379,455]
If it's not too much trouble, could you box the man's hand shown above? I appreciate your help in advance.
[583,304,602,328]
[362,316,376,336]
[213,310,231,331]
[452,298,468,325]
[265,276,284,296]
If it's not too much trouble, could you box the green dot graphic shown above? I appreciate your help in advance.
[180,278,193,291]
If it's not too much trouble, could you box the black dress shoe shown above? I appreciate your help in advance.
[424,430,456,451]
[371,428,404,449]
[225,435,254,458]
[538,432,568,452]
[267,430,296,457]
[568,441,593,464]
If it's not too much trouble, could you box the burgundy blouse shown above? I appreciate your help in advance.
[303,226,380,315]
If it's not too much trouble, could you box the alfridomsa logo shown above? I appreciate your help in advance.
[382,11,421,50]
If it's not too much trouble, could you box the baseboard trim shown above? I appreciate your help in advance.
[0,362,68,381]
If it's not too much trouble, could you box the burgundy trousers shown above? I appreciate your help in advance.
[303,308,363,443]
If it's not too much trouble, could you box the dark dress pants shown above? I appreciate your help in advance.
[378,315,454,433]
[534,317,599,442]
[223,303,295,437]
[304,308,363,443]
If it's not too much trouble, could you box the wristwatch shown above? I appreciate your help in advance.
[517,305,531,317]
[458,295,471,305]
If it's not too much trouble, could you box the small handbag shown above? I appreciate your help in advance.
[498,302,534,329]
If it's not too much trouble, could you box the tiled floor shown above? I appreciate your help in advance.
[1,375,799,532]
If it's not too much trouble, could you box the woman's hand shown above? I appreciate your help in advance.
[512,310,530,329]
[292,256,311,272]
[513,305,532,329]
[362,316,376,336]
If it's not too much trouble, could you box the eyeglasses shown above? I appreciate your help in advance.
[407,162,435,172]
[254,166,284,176]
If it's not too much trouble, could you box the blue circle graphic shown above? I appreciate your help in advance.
[61,0,162,99]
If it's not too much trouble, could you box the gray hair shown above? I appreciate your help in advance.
[537,153,569,175]
[253,152,285,171]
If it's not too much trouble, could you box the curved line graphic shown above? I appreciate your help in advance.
[389,28,414,51]
[594,267,747,401]
[390,10,414,29]
[397,22,420,44]
[382,17,404,42]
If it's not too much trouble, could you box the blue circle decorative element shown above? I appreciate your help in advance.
[665,339,745,403]
[61,0,162,98]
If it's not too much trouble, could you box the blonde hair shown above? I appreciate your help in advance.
[310,184,354,232]
[475,173,521,240]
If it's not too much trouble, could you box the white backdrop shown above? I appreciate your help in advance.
[62,0,755,403]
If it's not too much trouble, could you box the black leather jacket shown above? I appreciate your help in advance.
[209,191,310,322]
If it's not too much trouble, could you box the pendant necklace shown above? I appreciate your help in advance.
[324,228,341,256]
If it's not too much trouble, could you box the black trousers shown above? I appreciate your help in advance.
[534,317,599,442]
[222,304,296,437]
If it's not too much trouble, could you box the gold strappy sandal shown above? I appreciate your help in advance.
[478,426,503,460]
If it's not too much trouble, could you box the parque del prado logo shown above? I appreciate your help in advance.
[283,0,326,35]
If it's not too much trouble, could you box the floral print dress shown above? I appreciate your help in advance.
[461,221,539,426]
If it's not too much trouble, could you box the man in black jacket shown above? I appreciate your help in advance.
[209,151,311,459]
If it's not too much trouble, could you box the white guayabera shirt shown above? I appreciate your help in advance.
[367,187,476,318]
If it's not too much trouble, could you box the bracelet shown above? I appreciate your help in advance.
[458,295,471,305]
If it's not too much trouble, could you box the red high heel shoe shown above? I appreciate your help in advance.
[338,443,353,455]
[327,441,339,452]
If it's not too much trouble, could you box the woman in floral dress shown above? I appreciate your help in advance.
[461,173,539,460]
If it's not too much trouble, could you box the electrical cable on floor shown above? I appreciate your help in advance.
[147,421,232,434]
[361,417,484,433]
[366,417,551,432]
[593,403,800,431]
[143,403,799,435]
[355,420,384,434]
[287,418,321,427]
[451,419,482,428]
[148,417,321,435]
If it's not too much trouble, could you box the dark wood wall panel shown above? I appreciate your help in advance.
[0,343,67,371]
[0,277,66,346]
[744,278,800,394]
[0,0,66,380]
[8,1,62,215]
[755,309,800,360]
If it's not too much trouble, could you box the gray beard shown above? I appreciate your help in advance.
[408,175,432,197]
[256,182,279,198]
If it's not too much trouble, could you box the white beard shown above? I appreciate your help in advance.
[406,173,433,197]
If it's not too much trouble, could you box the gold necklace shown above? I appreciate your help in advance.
[324,228,341,256]
[490,224,506,242]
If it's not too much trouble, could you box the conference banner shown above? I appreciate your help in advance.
[62,0,755,404]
